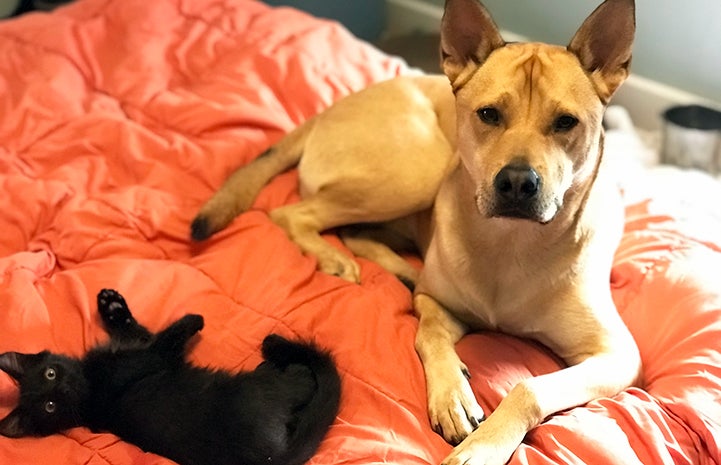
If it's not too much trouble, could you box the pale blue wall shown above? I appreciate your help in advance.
[418,0,721,103]
[264,0,385,41]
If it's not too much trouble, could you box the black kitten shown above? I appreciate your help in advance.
[0,289,341,465]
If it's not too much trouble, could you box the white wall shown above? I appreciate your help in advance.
[412,0,721,105]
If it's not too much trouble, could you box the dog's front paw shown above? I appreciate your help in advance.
[97,289,133,327]
[440,420,522,465]
[426,362,485,445]
[441,442,510,465]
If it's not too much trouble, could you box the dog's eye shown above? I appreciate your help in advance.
[44,367,56,380]
[553,115,579,132]
[477,107,501,126]
[44,401,56,414]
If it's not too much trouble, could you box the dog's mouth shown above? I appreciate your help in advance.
[477,194,560,224]
[492,207,550,223]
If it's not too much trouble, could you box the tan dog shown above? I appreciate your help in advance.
[191,0,641,464]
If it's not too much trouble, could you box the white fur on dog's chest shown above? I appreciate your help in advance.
[419,229,553,336]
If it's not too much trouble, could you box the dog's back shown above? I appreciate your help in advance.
[191,75,457,245]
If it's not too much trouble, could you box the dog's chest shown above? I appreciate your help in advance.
[422,233,554,335]
[460,272,543,334]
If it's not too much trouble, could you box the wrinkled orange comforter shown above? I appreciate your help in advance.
[0,0,719,464]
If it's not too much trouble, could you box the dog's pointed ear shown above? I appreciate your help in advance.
[440,0,505,87]
[568,0,635,102]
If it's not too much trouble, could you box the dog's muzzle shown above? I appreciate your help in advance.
[491,163,545,221]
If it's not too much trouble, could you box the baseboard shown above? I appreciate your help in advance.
[384,0,720,130]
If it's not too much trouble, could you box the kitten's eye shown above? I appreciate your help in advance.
[553,114,579,132]
[44,401,56,414]
[477,107,501,126]
[44,367,56,380]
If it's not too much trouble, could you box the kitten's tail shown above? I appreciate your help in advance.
[261,334,341,465]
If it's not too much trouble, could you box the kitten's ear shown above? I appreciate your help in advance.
[0,352,46,379]
[0,353,35,438]
[0,352,29,379]
[0,411,27,438]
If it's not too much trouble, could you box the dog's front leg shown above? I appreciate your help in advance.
[414,293,486,444]
[441,347,641,465]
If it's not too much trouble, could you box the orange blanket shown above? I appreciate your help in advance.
[0,1,719,464]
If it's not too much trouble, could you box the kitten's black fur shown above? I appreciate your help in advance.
[0,289,341,465]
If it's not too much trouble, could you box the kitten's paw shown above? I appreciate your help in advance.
[97,288,133,326]
[178,314,204,333]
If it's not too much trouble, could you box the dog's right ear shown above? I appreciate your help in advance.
[440,0,505,88]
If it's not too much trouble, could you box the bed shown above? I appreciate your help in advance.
[0,0,719,464]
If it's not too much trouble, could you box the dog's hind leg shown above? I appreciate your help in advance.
[340,225,420,289]
[268,192,368,282]
[270,180,434,283]
[191,119,314,241]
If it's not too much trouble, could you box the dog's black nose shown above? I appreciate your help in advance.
[494,164,540,201]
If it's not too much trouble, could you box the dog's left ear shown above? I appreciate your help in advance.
[440,0,505,88]
[568,0,636,102]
